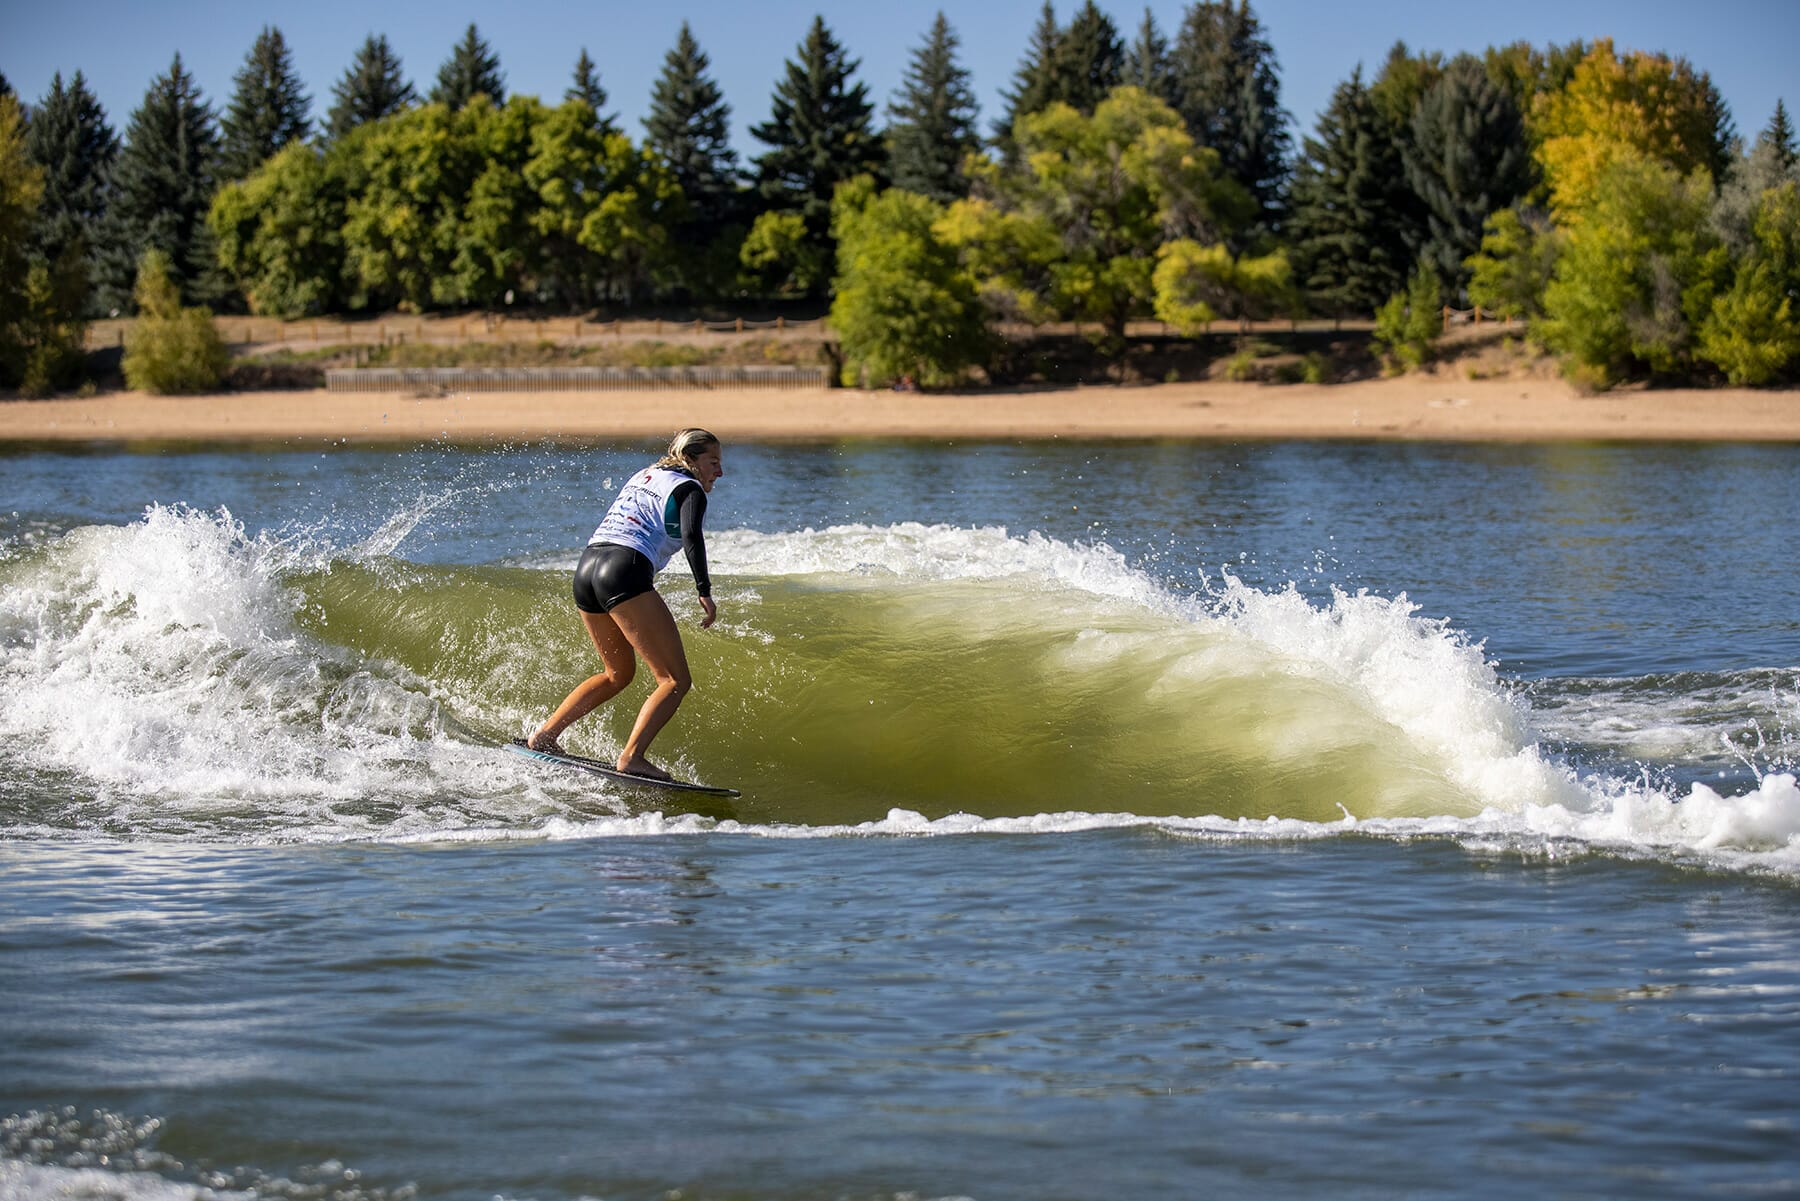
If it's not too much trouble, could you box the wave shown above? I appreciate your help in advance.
[1,504,1795,876]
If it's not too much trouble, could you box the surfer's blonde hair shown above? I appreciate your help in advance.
[654,428,720,475]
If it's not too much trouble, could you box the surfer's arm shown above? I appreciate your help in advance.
[676,483,716,627]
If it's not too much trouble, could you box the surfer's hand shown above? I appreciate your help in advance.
[698,595,717,628]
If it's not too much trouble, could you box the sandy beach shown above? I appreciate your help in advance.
[2,375,1797,443]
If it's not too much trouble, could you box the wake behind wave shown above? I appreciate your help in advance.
[0,504,1795,877]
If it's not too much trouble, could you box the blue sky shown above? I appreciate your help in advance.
[4,0,1795,156]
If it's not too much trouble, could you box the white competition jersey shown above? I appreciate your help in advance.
[588,467,696,571]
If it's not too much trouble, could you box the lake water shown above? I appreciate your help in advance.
[2,437,1798,1199]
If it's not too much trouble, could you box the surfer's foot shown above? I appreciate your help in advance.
[526,729,563,755]
[617,756,674,782]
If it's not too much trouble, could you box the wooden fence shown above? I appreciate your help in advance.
[325,364,831,393]
[85,314,829,351]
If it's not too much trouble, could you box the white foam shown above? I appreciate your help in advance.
[5,513,1795,876]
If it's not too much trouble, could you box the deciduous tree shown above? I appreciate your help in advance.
[1533,39,1733,219]
[830,177,989,387]
[209,141,346,316]
[945,87,1252,345]
[121,246,228,393]
[1698,181,1800,384]
[1538,155,1727,386]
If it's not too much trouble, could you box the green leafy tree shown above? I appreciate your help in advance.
[219,26,312,180]
[750,16,884,294]
[738,209,828,298]
[1538,155,1727,386]
[945,87,1253,346]
[25,71,117,316]
[1698,181,1800,384]
[337,102,476,311]
[886,12,981,204]
[1152,238,1292,343]
[121,247,228,393]
[1168,0,1290,233]
[566,49,618,136]
[1,93,47,386]
[1404,56,1533,295]
[1371,260,1444,370]
[95,54,221,313]
[431,24,505,112]
[527,100,681,308]
[1287,66,1413,316]
[325,35,416,141]
[1714,101,1800,251]
[1465,205,1559,320]
[451,96,543,307]
[209,141,346,316]
[830,177,989,387]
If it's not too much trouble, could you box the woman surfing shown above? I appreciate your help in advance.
[526,428,723,781]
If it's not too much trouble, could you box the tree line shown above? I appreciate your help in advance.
[2,2,1797,395]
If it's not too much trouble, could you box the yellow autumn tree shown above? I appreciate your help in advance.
[1533,39,1731,219]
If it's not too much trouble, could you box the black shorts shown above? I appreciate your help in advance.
[572,543,656,614]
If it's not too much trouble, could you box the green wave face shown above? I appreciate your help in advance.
[294,559,1475,825]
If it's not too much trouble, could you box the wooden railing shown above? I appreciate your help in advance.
[325,364,831,392]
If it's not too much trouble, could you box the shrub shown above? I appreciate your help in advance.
[1372,262,1442,370]
[122,249,229,394]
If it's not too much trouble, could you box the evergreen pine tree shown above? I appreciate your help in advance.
[431,24,505,111]
[1051,1,1124,115]
[750,16,883,246]
[1169,0,1291,235]
[219,26,312,180]
[326,34,416,141]
[566,49,618,135]
[1287,66,1413,316]
[0,72,13,104]
[1403,56,1532,295]
[644,22,740,234]
[1122,7,1175,107]
[25,70,118,298]
[886,12,980,204]
[1759,99,1796,175]
[994,2,1062,150]
[95,54,221,313]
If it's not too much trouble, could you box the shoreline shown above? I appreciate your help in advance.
[2,376,1797,445]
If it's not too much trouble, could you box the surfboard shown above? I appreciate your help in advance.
[505,738,741,798]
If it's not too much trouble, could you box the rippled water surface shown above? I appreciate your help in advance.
[2,438,1797,1199]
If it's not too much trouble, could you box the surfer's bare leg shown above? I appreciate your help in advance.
[607,590,692,780]
[530,610,636,752]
